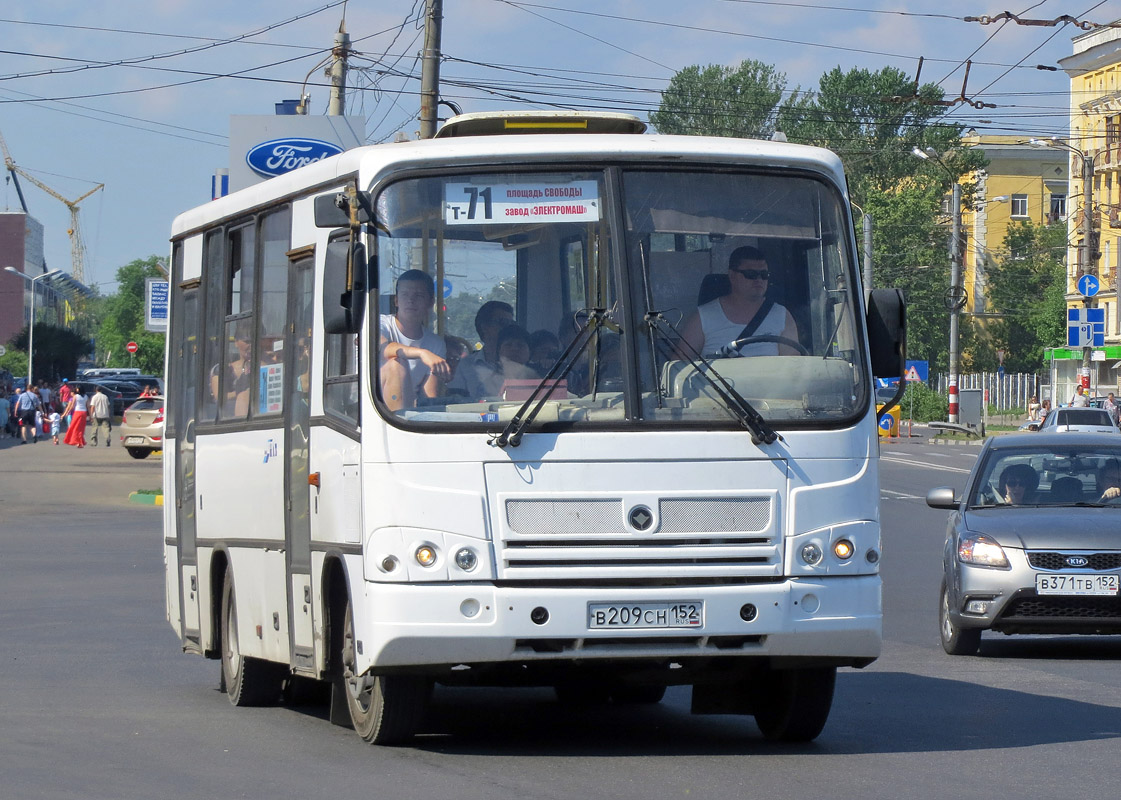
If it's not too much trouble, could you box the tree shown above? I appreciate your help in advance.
[650,60,788,139]
[95,256,166,374]
[7,323,92,382]
[777,66,986,204]
[863,183,952,368]
[979,221,1067,373]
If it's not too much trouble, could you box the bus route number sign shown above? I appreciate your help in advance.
[445,181,601,225]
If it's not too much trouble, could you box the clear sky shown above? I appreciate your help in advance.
[1,0,1117,292]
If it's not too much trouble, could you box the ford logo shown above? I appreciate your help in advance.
[1065,556,1090,567]
[246,138,344,178]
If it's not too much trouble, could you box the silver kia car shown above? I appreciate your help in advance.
[927,432,1121,655]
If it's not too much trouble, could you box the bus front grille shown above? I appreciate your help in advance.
[499,497,781,579]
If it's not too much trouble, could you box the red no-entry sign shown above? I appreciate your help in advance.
[126,341,138,354]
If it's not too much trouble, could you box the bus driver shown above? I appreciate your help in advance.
[680,245,800,358]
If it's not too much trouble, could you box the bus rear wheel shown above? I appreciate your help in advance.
[336,599,429,745]
[220,572,284,706]
[752,666,836,742]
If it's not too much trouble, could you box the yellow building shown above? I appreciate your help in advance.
[959,134,1068,319]
[1057,22,1121,396]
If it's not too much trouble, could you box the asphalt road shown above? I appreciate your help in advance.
[2,432,1120,800]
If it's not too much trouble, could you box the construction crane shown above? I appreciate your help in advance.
[0,127,103,284]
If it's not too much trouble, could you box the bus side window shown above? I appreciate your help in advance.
[324,236,360,425]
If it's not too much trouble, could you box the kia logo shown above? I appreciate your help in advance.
[1065,556,1090,567]
[246,138,344,178]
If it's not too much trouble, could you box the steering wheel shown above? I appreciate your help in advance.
[722,334,809,357]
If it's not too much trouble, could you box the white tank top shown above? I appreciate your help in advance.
[697,298,787,356]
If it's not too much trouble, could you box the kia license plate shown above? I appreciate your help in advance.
[587,601,703,629]
[1036,574,1118,595]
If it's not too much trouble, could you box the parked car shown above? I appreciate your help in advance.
[1035,406,1118,434]
[118,396,164,459]
[927,432,1121,655]
[64,381,127,417]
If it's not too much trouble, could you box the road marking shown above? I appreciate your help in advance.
[880,454,973,474]
[881,489,925,500]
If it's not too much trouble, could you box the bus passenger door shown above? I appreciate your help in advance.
[175,287,203,652]
[285,254,315,672]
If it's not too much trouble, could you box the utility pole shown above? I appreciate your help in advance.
[1080,149,1096,390]
[418,0,443,139]
[863,213,873,293]
[327,22,350,116]
[948,183,964,424]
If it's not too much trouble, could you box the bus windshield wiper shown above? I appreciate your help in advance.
[645,311,780,446]
[492,307,618,448]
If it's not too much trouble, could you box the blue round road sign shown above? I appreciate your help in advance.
[1077,274,1100,298]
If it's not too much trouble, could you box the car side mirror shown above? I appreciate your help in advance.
[925,486,959,510]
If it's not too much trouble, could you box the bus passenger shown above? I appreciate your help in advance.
[679,246,800,358]
[446,300,514,399]
[379,270,448,411]
[210,328,252,417]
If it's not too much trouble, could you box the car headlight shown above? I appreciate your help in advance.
[957,533,1010,569]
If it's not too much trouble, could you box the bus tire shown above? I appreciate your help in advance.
[336,598,429,745]
[220,572,284,707]
[752,666,835,742]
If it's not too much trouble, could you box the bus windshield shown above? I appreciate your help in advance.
[373,167,867,429]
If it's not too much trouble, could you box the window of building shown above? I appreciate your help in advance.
[1011,194,1029,218]
[1049,194,1066,222]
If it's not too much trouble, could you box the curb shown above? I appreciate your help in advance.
[129,492,164,506]
[930,437,985,447]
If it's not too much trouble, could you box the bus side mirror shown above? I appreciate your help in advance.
[866,288,905,379]
[323,238,367,334]
[314,191,372,228]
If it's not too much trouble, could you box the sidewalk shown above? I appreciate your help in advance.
[0,427,162,517]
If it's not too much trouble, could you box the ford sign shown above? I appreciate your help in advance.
[246,138,344,178]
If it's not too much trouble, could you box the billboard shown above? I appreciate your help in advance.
[228,115,366,193]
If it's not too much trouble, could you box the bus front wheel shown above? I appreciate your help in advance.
[220,572,284,706]
[752,666,835,742]
[335,599,430,745]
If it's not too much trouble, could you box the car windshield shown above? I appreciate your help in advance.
[969,444,1121,507]
[372,166,865,430]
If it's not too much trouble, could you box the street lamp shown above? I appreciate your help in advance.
[1030,137,1100,394]
[4,266,63,387]
[912,146,965,423]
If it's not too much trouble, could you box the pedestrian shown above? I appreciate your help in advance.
[14,385,41,444]
[63,386,88,447]
[1071,385,1090,407]
[0,392,9,439]
[88,385,112,446]
[1104,392,1120,428]
[1027,395,1041,422]
[48,408,61,445]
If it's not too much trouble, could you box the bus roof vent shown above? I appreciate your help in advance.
[434,110,647,138]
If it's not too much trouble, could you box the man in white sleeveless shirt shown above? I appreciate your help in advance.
[680,245,800,358]
[379,269,449,410]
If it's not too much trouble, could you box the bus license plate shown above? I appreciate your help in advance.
[588,601,703,629]
[1036,574,1119,595]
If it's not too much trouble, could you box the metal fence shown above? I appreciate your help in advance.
[934,372,1044,411]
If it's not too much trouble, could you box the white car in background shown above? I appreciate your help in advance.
[1036,407,1119,434]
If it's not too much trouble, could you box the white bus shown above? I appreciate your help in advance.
[163,111,905,745]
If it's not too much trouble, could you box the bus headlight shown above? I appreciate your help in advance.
[415,544,438,567]
[454,547,478,571]
[801,543,823,566]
